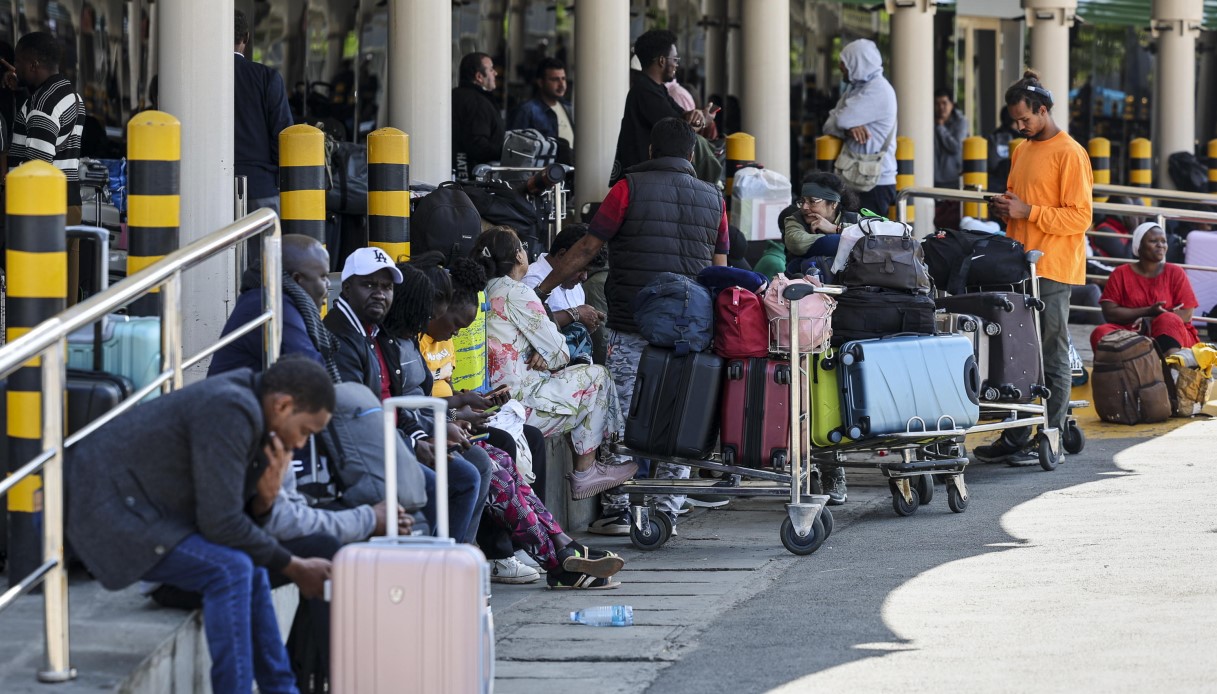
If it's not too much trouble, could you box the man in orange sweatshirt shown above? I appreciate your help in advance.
[975,70,1093,464]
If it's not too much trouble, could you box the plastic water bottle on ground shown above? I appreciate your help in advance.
[570,605,634,627]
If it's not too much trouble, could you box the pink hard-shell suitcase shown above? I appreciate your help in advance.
[330,396,494,693]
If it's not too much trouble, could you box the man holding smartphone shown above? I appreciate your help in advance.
[975,70,1092,465]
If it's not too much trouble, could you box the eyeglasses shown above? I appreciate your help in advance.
[796,197,827,208]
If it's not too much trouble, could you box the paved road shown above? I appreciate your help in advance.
[495,416,1217,693]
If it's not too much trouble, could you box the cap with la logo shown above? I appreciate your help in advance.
[341,246,404,284]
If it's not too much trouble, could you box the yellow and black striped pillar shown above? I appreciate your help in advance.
[1129,137,1152,205]
[892,136,914,221]
[1208,139,1217,194]
[724,132,756,201]
[5,161,66,586]
[126,111,181,316]
[279,124,327,243]
[962,136,988,219]
[367,128,410,262]
[816,135,842,173]
[1088,137,1111,203]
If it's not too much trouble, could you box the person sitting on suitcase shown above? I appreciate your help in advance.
[65,357,336,694]
[532,117,728,535]
[1090,223,1200,356]
[324,247,493,546]
[391,260,627,590]
[777,171,860,284]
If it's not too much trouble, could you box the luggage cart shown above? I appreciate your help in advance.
[615,280,974,554]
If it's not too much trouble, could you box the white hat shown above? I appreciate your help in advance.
[341,247,404,284]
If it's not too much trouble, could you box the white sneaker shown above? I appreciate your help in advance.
[490,556,541,584]
[514,549,544,573]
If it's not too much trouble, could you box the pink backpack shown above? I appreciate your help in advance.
[713,286,770,359]
[764,274,835,353]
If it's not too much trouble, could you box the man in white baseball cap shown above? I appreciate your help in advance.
[324,247,404,402]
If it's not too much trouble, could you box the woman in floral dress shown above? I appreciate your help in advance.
[472,227,637,500]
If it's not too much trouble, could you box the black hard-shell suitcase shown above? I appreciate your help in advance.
[66,369,134,434]
[624,346,724,458]
[831,286,936,346]
[935,292,1047,403]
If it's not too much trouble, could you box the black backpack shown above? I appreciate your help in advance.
[412,182,483,263]
[458,180,542,257]
[1168,152,1208,194]
[923,228,1028,295]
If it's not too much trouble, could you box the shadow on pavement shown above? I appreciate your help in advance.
[643,432,1136,693]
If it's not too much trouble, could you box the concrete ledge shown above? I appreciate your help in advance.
[540,436,598,533]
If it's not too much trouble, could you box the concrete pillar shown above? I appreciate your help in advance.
[387,0,452,185]
[741,0,790,178]
[703,0,727,101]
[1152,0,1203,189]
[159,0,236,374]
[888,0,936,234]
[508,0,526,87]
[1023,0,1077,131]
[725,0,741,99]
[127,0,142,111]
[573,0,629,210]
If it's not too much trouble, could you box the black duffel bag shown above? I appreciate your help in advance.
[831,286,936,346]
[459,180,542,257]
[922,228,1028,295]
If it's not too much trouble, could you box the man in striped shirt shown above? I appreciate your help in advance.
[4,31,87,300]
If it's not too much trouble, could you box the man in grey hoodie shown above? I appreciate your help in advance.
[823,39,899,215]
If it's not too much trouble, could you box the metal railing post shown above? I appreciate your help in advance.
[263,218,284,369]
[37,342,74,683]
[162,269,185,390]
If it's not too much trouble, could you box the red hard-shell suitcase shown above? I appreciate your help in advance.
[330,396,493,693]
[720,357,793,468]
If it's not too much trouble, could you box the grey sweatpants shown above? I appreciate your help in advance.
[601,329,689,517]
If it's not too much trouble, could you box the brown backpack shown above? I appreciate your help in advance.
[1091,330,1172,425]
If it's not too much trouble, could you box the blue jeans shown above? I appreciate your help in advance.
[420,451,487,543]
[142,534,297,694]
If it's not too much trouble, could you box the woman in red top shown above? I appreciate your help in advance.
[1090,223,1199,354]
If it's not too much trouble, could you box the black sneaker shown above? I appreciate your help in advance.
[823,469,848,506]
[972,435,1028,463]
[586,512,630,536]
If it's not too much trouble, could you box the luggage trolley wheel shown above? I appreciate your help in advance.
[630,509,673,551]
[1062,420,1086,455]
[889,479,921,516]
[820,506,834,538]
[946,476,969,513]
[915,473,935,505]
[1037,433,1060,472]
[779,515,828,556]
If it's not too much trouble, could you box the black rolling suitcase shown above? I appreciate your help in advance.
[935,292,1047,403]
[66,369,134,434]
[624,346,723,458]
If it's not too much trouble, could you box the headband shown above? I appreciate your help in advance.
[1130,222,1162,259]
[1024,84,1054,105]
[800,182,842,203]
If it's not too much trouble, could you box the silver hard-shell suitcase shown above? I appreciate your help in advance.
[330,396,494,693]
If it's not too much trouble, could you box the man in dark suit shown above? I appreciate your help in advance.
[452,51,505,180]
[66,357,334,694]
[234,10,294,213]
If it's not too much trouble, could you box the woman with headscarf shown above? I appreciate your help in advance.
[1089,222,1200,355]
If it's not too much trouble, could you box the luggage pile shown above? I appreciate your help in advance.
[624,268,836,469]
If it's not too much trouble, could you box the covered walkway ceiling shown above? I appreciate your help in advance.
[835,1,1217,28]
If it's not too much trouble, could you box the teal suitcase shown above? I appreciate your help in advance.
[67,315,162,399]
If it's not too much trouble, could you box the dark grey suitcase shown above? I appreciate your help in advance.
[624,346,724,458]
[935,292,1047,403]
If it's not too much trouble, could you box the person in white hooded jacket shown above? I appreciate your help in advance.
[823,39,899,216]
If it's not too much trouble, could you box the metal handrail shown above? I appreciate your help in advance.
[1093,183,1217,208]
[0,208,283,683]
[894,187,1217,328]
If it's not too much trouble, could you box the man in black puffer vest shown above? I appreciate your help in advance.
[535,117,728,536]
